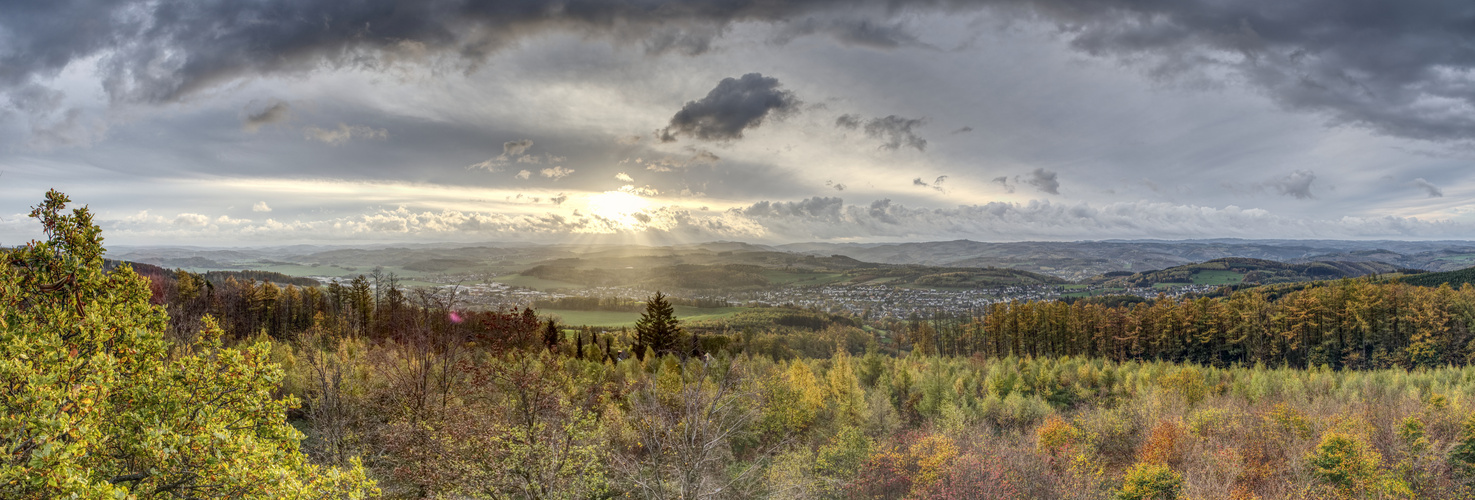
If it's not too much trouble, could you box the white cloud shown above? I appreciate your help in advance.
[615,172,634,182]
[172,213,210,227]
[252,201,272,212]
[540,166,575,180]
[516,170,532,180]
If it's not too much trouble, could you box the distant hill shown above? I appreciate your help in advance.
[1085,258,1406,288]
[517,252,1063,291]
[780,239,1475,280]
[105,239,1475,286]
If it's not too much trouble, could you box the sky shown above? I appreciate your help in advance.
[2,0,1475,246]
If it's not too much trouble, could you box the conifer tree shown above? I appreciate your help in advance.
[634,291,682,358]
[543,318,561,351]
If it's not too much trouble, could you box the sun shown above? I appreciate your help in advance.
[586,191,651,229]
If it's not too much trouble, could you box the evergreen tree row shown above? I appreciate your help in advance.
[908,280,1475,369]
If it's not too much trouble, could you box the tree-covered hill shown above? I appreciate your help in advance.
[1400,265,1475,288]
[1083,257,1409,288]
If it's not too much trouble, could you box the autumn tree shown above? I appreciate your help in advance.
[0,190,374,498]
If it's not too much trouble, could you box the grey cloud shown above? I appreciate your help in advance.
[952,126,974,134]
[503,139,534,157]
[1017,0,1475,142]
[551,193,569,205]
[1413,178,1444,197]
[8,83,63,116]
[1020,168,1059,195]
[744,196,844,219]
[660,73,800,142]
[1262,169,1316,199]
[1,1,1472,144]
[243,100,290,132]
[638,148,721,172]
[727,197,1475,242]
[469,139,537,171]
[826,180,846,191]
[772,16,925,49]
[992,176,1016,193]
[913,177,929,186]
[303,123,387,146]
[864,115,927,151]
[27,108,106,150]
[835,114,862,130]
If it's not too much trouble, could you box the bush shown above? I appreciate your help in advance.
[1307,432,1381,491]
[1113,463,1184,500]
[1451,413,1475,478]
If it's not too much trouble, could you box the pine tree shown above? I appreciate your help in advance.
[634,291,682,358]
[543,318,561,351]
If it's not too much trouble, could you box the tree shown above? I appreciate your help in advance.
[543,318,561,351]
[634,291,682,358]
[0,190,374,498]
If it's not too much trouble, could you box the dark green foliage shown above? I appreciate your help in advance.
[1402,266,1475,288]
[1451,414,1475,477]
[634,291,682,357]
[1092,257,1401,287]
[543,319,561,350]
[200,269,321,287]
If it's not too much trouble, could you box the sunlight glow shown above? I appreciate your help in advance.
[586,191,651,229]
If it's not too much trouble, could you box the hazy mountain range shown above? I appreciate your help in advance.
[106,239,1475,283]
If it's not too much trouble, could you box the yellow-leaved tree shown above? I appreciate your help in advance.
[0,191,375,498]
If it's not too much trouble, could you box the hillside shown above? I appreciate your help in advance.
[1083,257,1406,288]
[1400,266,1475,288]
[518,253,1064,291]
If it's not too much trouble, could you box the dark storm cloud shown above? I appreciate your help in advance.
[864,115,927,151]
[1413,178,1444,198]
[243,100,290,132]
[2,1,1471,143]
[1263,169,1316,199]
[1021,168,1059,195]
[659,73,800,142]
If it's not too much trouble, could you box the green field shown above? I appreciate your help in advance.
[541,306,744,327]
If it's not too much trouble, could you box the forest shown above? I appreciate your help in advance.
[9,191,1475,499]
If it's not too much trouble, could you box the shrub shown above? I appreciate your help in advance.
[1138,420,1184,467]
[1161,367,1208,407]
[1038,414,1085,458]
[1186,408,1236,439]
[1113,462,1184,500]
[1307,432,1381,490]
[1451,413,1475,478]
